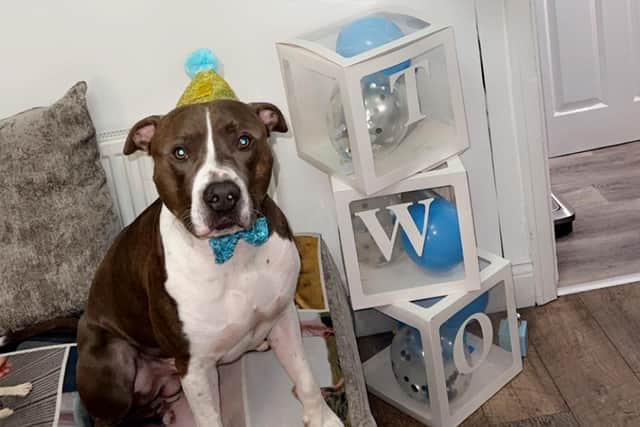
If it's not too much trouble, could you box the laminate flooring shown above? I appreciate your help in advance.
[548,142,640,287]
[357,283,640,426]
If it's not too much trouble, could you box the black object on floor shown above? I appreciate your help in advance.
[552,192,575,237]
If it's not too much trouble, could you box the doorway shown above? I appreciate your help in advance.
[536,0,640,290]
[549,142,640,289]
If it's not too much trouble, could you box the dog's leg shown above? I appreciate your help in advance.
[76,319,137,425]
[0,408,14,419]
[180,357,222,427]
[269,303,343,427]
[0,383,32,397]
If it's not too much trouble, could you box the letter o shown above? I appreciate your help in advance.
[453,312,493,374]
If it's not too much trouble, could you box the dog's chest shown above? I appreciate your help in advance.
[159,210,300,360]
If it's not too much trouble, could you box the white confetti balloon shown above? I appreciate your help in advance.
[326,74,408,160]
[390,324,472,403]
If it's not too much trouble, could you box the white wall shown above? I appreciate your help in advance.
[2,1,538,313]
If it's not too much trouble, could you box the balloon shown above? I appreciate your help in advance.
[336,15,411,76]
[390,324,471,403]
[446,292,490,332]
[414,292,490,334]
[400,198,464,271]
[363,76,408,153]
[326,75,408,159]
[326,86,351,159]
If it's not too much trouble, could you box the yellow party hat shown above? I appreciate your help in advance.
[177,48,237,107]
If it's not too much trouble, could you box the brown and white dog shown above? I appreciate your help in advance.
[76,100,343,427]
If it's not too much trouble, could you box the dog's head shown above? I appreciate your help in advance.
[123,100,287,238]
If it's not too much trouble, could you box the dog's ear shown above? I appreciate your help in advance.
[249,103,288,134]
[123,115,163,155]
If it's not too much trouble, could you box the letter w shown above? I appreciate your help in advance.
[354,198,434,262]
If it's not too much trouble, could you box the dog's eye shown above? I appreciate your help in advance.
[237,135,253,150]
[173,146,188,160]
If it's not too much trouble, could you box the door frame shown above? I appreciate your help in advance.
[476,0,558,305]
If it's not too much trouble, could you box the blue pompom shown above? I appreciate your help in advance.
[184,48,219,78]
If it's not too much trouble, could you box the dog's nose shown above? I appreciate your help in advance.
[203,181,241,212]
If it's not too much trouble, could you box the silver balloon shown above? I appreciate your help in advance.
[390,325,471,403]
[326,86,352,159]
[326,74,408,159]
[363,76,408,155]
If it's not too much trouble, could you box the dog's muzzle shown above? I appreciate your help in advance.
[203,181,243,230]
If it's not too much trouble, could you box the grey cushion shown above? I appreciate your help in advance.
[0,82,120,333]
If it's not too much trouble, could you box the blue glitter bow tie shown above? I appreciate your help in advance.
[208,217,269,264]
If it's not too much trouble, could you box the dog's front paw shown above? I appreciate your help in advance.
[13,382,32,397]
[321,405,344,427]
[0,407,14,419]
[162,408,176,425]
[303,403,343,427]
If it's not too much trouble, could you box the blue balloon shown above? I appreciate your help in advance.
[336,15,411,76]
[412,292,490,353]
[445,292,490,332]
[400,198,464,272]
[414,293,489,331]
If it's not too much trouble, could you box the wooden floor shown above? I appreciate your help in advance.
[549,142,640,287]
[358,283,640,426]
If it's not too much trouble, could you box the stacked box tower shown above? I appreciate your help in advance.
[277,8,522,427]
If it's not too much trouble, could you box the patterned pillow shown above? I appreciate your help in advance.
[0,82,120,333]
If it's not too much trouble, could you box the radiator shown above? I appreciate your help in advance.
[98,131,157,227]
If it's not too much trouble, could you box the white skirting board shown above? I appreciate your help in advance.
[557,272,640,297]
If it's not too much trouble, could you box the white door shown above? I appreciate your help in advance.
[536,0,640,157]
